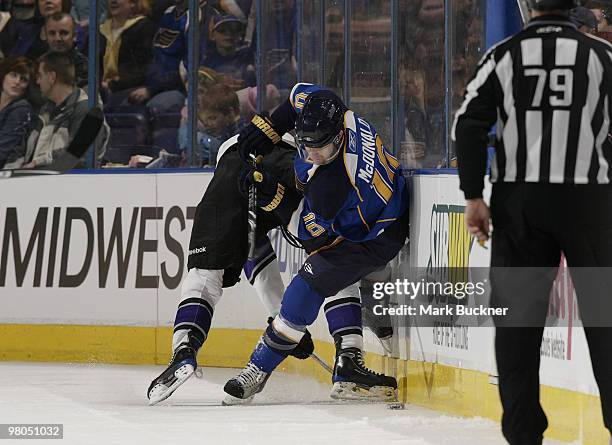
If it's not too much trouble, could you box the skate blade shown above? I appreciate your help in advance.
[222,394,255,406]
[148,363,195,406]
[330,381,398,403]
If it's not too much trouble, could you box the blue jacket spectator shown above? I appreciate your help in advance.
[2,0,41,57]
[201,13,255,88]
[0,56,33,168]
[129,0,217,103]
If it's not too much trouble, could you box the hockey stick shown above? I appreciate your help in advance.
[247,153,261,260]
[0,106,103,179]
[310,352,333,374]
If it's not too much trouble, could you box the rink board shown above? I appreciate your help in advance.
[0,171,607,444]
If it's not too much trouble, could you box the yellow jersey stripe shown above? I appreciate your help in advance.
[385,151,400,169]
[373,169,393,203]
[376,136,395,182]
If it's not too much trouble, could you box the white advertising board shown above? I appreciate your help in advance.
[409,174,598,395]
[0,171,600,394]
[0,172,267,331]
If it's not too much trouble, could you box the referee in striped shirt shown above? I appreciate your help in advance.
[453,0,612,443]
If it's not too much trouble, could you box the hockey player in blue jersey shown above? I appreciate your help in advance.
[146,127,396,405]
[223,83,409,404]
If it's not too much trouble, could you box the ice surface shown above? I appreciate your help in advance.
[0,363,571,445]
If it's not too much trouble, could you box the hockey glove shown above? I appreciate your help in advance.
[239,166,285,211]
[237,113,282,163]
[267,317,314,360]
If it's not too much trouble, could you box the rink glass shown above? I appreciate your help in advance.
[72,0,488,170]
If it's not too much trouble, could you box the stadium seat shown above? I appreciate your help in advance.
[103,108,152,165]
[151,112,182,157]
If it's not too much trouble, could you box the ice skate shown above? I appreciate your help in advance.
[222,362,270,405]
[147,345,197,406]
[330,347,397,402]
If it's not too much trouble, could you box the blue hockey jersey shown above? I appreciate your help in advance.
[289,83,408,245]
[146,1,215,95]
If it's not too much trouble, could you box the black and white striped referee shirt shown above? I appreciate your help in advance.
[453,14,612,199]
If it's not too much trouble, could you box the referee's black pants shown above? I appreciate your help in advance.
[490,182,612,445]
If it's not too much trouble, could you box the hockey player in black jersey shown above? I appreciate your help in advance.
[147,135,308,405]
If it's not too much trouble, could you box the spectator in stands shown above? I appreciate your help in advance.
[0,0,72,60]
[71,0,107,29]
[178,65,220,127]
[0,10,12,58]
[147,0,174,25]
[178,83,245,166]
[218,0,249,20]
[70,0,107,50]
[24,0,72,60]
[127,0,217,110]
[4,51,109,168]
[399,60,427,168]
[176,66,220,164]
[571,6,598,33]
[235,83,281,122]
[45,12,87,87]
[0,0,40,57]
[176,64,279,148]
[95,0,156,106]
[201,12,255,88]
[0,56,33,168]
[591,5,612,32]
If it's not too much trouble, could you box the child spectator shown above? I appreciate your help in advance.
[0,56,33,168]
[178,82,246,166]
[201,12,255,88]
[178,65,221,127]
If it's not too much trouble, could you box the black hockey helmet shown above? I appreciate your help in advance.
[525,0,579,10]
[295,90,346,149]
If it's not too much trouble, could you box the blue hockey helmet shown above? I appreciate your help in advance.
[295,90,346,149]
[295,90,346,165]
